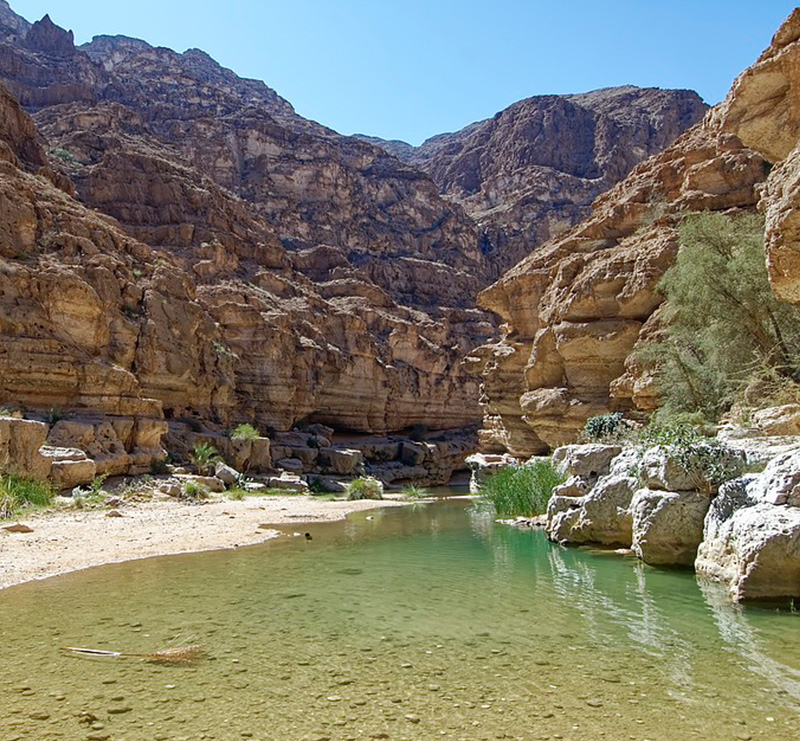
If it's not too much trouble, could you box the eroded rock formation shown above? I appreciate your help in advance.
[364,87,707,277]
[471,12,800,455]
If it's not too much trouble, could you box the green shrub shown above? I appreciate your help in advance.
[400,484,428,500]
[641,419,744,493]
[181,480,208,500]
[230,423,259,441]
[642,212,800,420]
[346,476,384,500]
[190,441,221,474]
[0,475,55,518]
[479,460,564,517]
[581,413,634,443]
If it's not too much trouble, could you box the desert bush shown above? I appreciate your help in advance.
[581,412,637,443]
[181,480,208,500]
[230,423,260,441]
[643,212,800,420]
[346,476,384,500]
[479,460,564,517]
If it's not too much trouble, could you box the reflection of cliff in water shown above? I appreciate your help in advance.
[699,580,800,703]
[470,506,800,711]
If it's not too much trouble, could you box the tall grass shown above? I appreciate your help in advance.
[479,461,564,517]
[0,474,55,518]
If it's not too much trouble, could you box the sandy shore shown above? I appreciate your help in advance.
[0,495,406,590]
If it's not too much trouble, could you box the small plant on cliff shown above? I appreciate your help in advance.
[0,475,54,518]
[212,340,238,362]
[190,442,221,475]
[479,460,564,517]
[346,476,384,501]
[641,419,744,493]
[581,413,636,443]
[230,423,260,442]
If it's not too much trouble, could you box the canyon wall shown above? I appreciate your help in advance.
[473,10,800,456]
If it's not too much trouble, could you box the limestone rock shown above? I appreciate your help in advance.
[748,450,800,505]
[546,473,637,546]
[214,461,240,487]
[631,488,710,566]
[750,404,800,436]
[366,86,707,276]
[262,472,309,493]
[696,477,800,600]
[551,444,622,480]
[0,416,51,479]
[465,452,518,493]
[317,448,364,476]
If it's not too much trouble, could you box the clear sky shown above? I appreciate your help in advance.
[7,1,799,145]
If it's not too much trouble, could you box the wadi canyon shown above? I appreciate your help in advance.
[0,1,709,487]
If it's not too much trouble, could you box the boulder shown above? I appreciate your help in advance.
[49,458,97,491]
[276,457,304,474]
[551,475,591,499]
[465,452,518,493]
[214,461,240,487]
[306,474,347,493]
[696,477,800,600]
[639,447,699,491]
[748,450,800,505]
[248,437,272,472]
[262,472,310,493]
[318,448,364,476]
[631,488,711,566]
[288,445,318,466]
[751,404,800,436]
[551,444,622,480]
[547,473,637,546]
[178,475,225,493]
[399,441,428,466]
[0,417,51,480]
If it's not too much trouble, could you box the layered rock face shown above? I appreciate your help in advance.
[364,87,708,277]
[0,6,495,470]
[0,4,708,484]
[470,14,800,455]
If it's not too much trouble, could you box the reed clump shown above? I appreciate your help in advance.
[479,460,564,517]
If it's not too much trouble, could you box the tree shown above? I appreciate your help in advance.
[643,212,800,420]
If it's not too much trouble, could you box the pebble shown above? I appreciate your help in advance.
[107,705,132,714]
[405,714,421,724]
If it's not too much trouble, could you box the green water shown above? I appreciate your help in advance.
[0,500,799,741]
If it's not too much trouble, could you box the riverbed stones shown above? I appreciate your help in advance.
[631,488,710,566]
[214,461,240,487]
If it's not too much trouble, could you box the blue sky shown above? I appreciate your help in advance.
[8,1,799,144]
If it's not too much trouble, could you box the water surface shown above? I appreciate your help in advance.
[0,499,798,740]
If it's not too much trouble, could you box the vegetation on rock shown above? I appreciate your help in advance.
[230,423,260,442]
[346,476,384,500]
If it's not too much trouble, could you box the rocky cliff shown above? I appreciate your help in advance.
[472,10,800,456]
[363,86,708,277]
[0,2,705,484]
